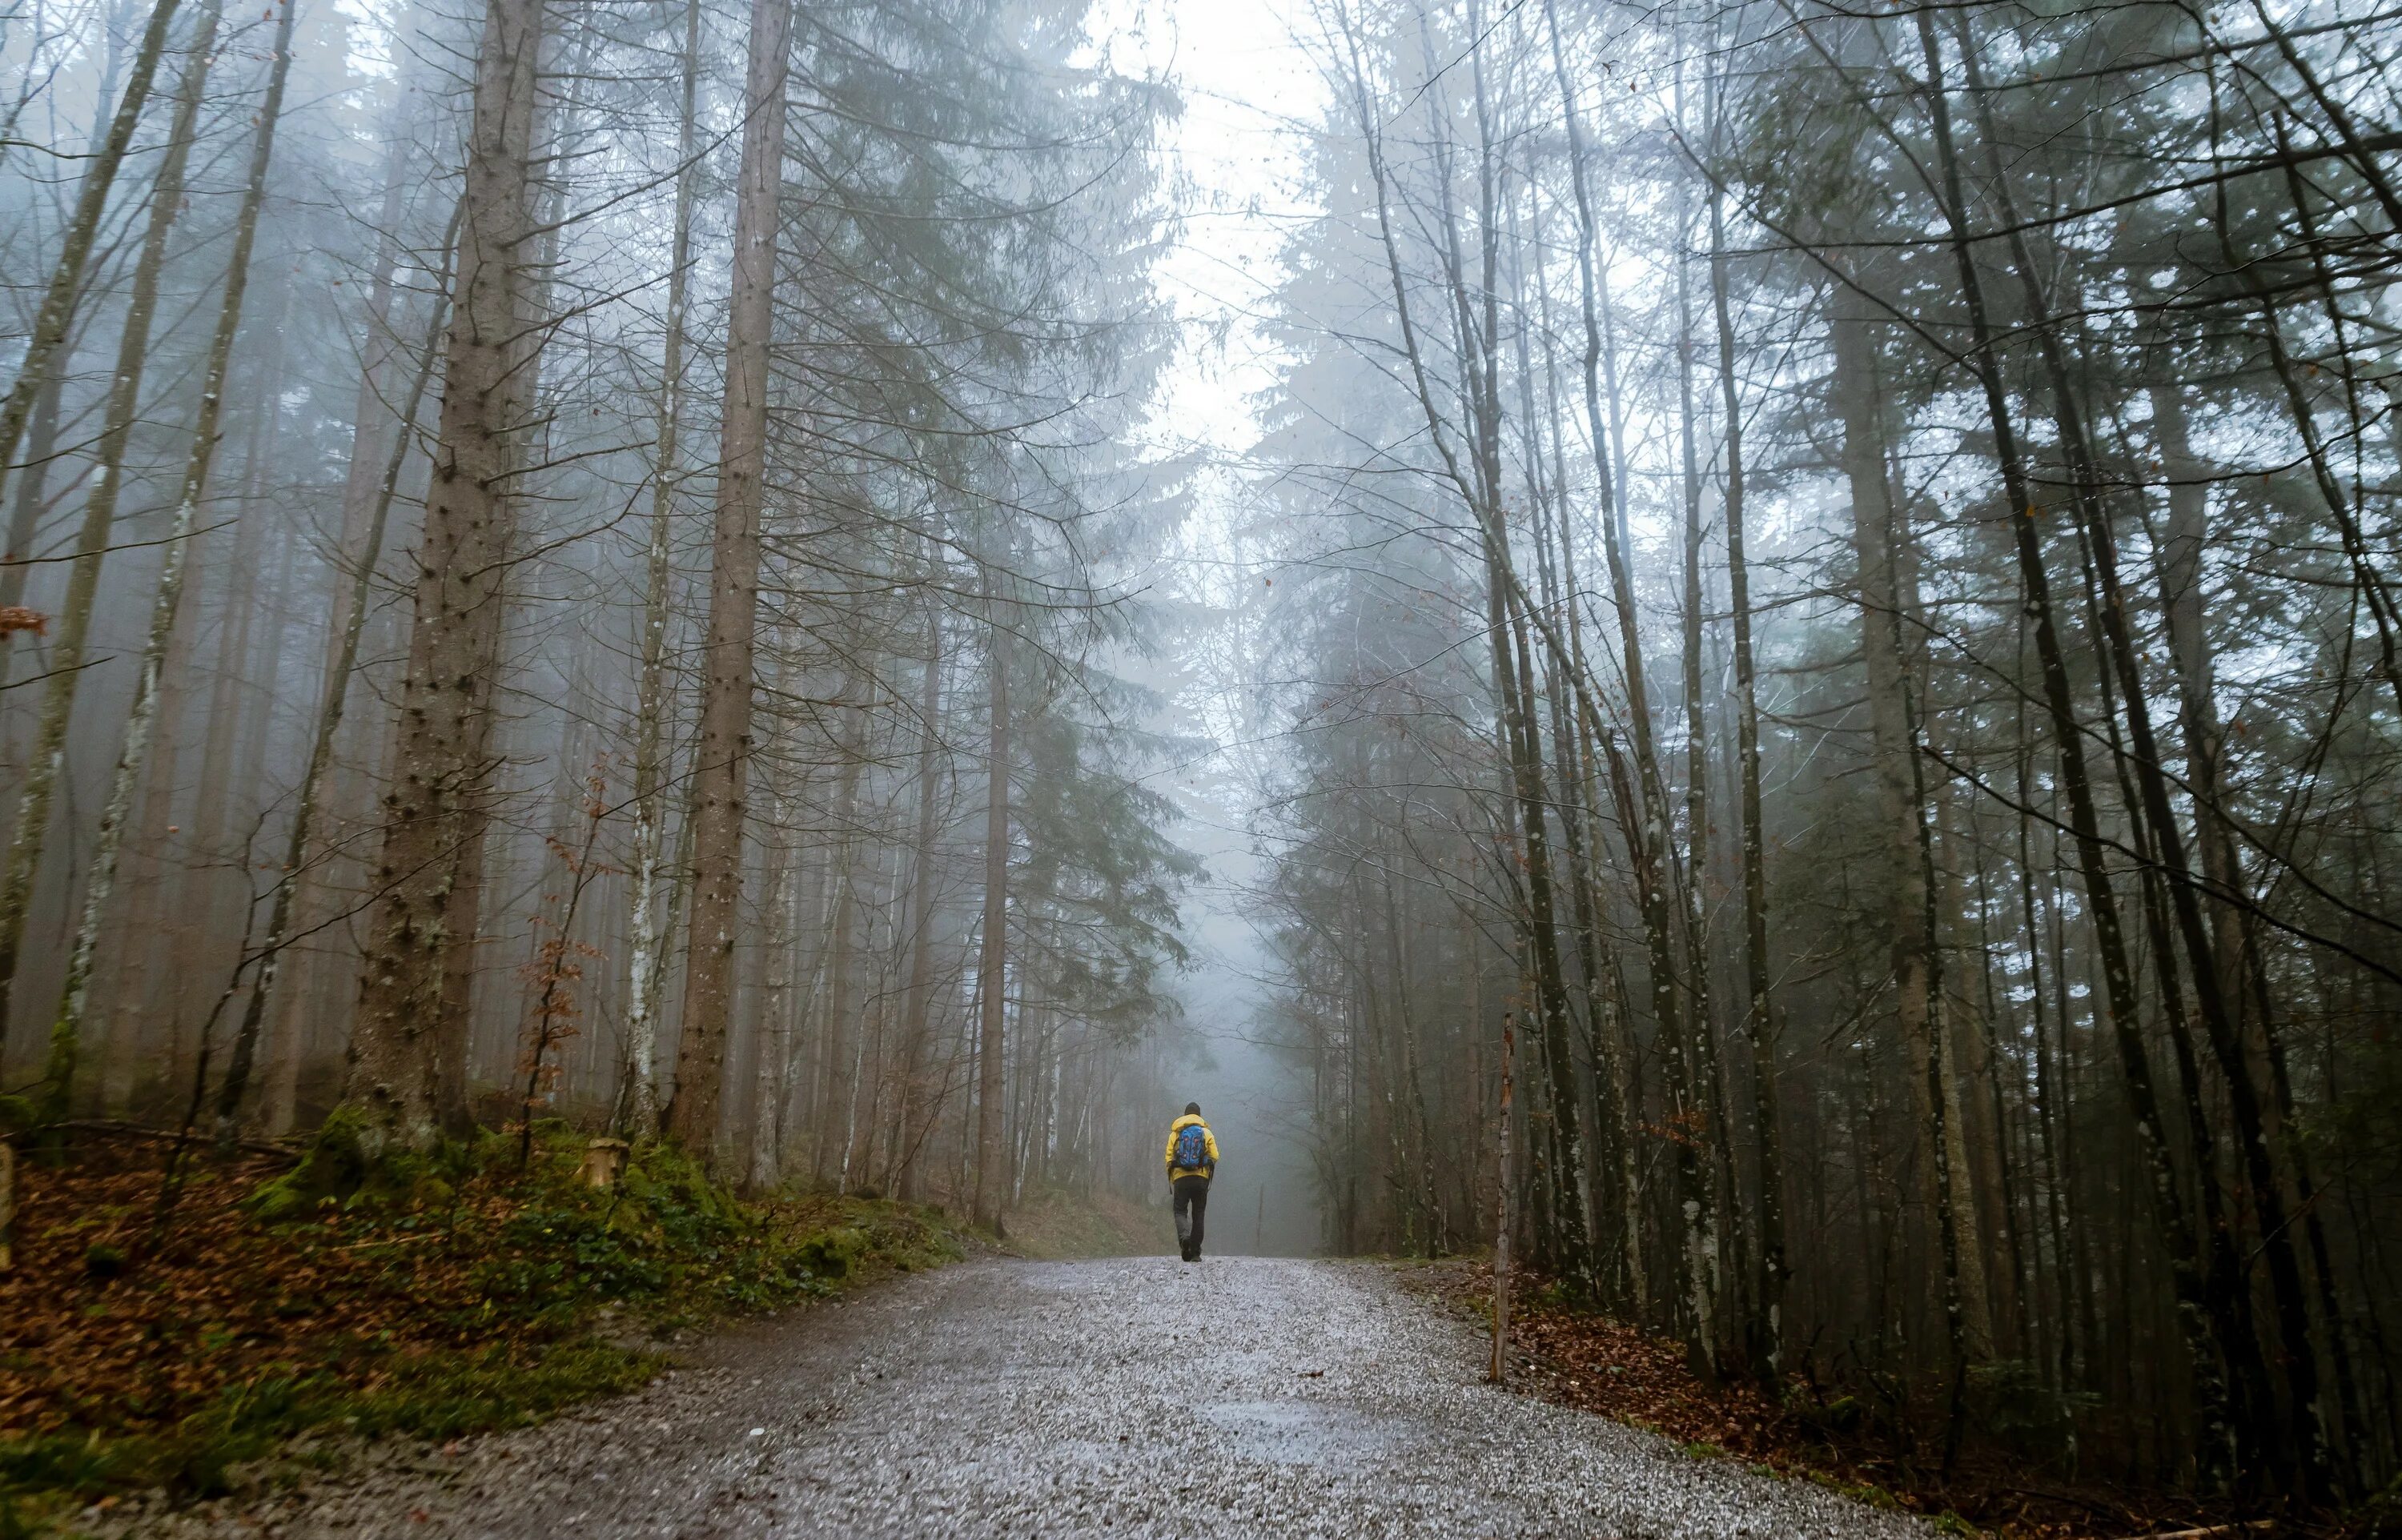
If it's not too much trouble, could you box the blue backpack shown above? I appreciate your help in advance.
[1172,1122,1209,1173]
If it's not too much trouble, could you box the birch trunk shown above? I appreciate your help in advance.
[622,0,704,1141]
[41,0,297,1118]
[0,0,219,1053]
[0,0,185,510]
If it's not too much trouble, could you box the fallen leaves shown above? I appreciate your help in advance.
[1,1129,956,1506]
[1404,1262,2263,1540]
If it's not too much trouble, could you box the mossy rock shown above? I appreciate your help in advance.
[247,1106,425,1221]
[792,1227,869,1280]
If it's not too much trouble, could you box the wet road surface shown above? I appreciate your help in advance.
[126,1257,1926,1538]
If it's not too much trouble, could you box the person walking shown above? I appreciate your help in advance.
[1164,1102,1219,1262]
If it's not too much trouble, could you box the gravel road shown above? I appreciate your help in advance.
[118,1257,1926,1538]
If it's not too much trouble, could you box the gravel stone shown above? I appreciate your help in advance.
[115,1257,1928,1538]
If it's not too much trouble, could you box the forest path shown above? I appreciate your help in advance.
[134,1257,1925,1538]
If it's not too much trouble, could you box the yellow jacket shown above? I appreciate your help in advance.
[1164,1113,1219,1181]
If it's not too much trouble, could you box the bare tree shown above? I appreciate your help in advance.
[0,0,221,1053]
[43,0,296,1119]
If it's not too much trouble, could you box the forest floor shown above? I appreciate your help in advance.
[1404,1261,2359,1539]
[0,1125,970,1533]
[996,1184,1173,1260]
[74,1254,1933,1538]
[11,1137,2356,1538]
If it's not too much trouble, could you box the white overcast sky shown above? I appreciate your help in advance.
[1141,0,1323,467]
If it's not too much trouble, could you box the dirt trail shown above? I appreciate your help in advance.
[119,1257,1925,1538]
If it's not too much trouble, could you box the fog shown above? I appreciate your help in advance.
[6,0,2402,1496]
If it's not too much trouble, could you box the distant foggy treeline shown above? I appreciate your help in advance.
[1246,0,2402,1505]
[0,0,1195,1221]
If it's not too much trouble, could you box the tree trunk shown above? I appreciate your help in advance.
[971,616,1010,1229]
[667,0,790,1160]
[1951,35,2332,1487]
[347,0,550,1151]
[212,209,458,1139]
[2150,364,2370,1488]
[622,0,703,1141]
[1832,287,1982,1422]
[746,807,794,1189]
[40,0,298,1119]
[1676,166,1739,1362]
[0,0,220,1055]
[236,45,444,1128]
[1540,0,1691,1324]
[810,704,866,1186]
[0,0,186,513]
[1491,1009,1516,1383]
[0,367,63,682]
[890,604,946,1199]
[1911,7,2237,1481]
[167,283,291,1033]
[1708,146,1785,1385]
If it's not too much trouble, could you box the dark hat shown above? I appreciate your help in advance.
[1184,1101,1201,1116]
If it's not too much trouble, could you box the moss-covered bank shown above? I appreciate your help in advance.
[0,1125,966,1528]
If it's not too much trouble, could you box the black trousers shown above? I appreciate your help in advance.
[1173,1175,1211,1257]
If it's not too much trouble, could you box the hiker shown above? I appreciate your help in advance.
[1163,1102,1219,1261]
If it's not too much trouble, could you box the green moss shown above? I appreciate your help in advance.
[1806,1471,1902,1510]
[0,1341,659,1510]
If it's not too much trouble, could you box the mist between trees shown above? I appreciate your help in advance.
[0,0,1197,1238]
[4,0,2401,1518]
[1235,0,2402,1511]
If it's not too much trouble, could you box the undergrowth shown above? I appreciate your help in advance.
[0,1121,965,1526]
[1406,1261,2235,1539]
[1000,1183,1173,1260]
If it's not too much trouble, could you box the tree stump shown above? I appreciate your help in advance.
[582,1137,631,1190]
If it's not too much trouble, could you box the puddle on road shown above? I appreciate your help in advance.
[1200,1399,1412,1468]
